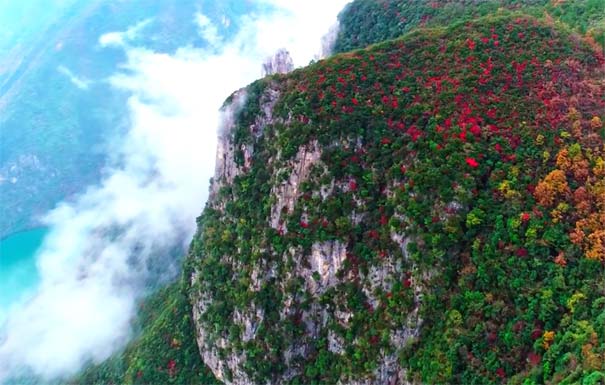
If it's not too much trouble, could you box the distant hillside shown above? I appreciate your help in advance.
[332,0,605,54]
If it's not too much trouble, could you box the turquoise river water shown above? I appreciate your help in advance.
[0,227,47,324]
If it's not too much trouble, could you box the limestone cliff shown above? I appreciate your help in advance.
[189,12,605,385]
[193,77,423,384]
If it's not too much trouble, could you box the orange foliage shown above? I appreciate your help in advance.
[585,231,605,261]
[556,149,571,171]
[582,342,605,370]
[537,124,605,260]
[543,330,555,350]
[534,169,569,207]
[572,158,590,182]
[573,178,605,261]
[573,187,591,215]
[554,252,567,267]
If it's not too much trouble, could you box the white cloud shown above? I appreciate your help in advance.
[99,18,153,48]
[195,12,221,48]
[0,0,350,381]
[57,65,90,90]
[253,0,349,63]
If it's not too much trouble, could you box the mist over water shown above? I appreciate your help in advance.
[0,1,349,382]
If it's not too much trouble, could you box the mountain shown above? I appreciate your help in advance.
[331,0,605,54]
[188,13,605,385]
[76,1,605,384]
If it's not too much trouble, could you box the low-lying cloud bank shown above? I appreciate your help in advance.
[0,0,348,382]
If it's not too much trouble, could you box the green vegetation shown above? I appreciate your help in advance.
[73,265,219,385]
[333,0,605,54]
[193,12,605,385]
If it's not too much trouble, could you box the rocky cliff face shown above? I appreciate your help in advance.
[189,12,605,385]
[192,78,423,385]
[262,49,294,77]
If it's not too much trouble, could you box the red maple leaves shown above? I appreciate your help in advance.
[466,157,479,168]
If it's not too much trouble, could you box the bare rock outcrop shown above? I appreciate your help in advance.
[262,49,294,77]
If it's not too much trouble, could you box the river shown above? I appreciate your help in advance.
[0,227,47,325]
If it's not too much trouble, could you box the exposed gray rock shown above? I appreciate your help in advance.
[193,78,426,385]
[233,307,264,343]
[328,330,345,354]
[211,89,247,199]
[262,49,294,76]
[192,290,259,385]
[269,140,321,231]
[305,241,347,295]
[210,85,280,203]
[320,22,340,58]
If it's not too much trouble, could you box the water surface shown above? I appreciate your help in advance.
[0,227,47,324]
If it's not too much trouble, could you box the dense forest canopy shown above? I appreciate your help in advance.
[333,0,605,54]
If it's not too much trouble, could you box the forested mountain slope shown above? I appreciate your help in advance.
[332,0,605,54]
[76,2,605,385]
[189,13,605,385]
